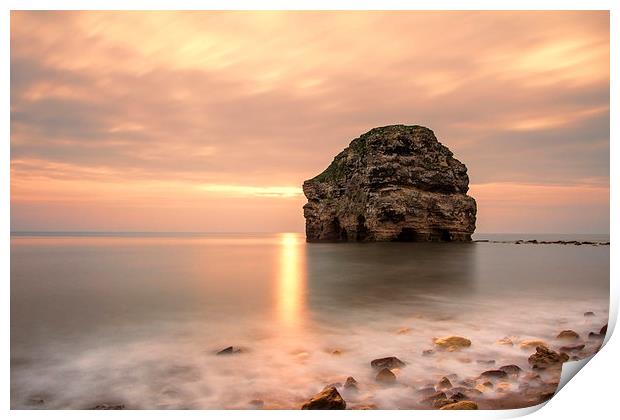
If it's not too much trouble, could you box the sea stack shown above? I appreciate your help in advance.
[302,125,476,242]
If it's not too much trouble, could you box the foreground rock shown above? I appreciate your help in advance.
[528,346,569,369]
[439,401,478,410]
[344,376,358,390]
[302,125,477,242]
[301,386,346,410]
[556,330,580,340]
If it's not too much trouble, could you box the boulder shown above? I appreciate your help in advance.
[302,125,476,242]
[370,356,406,370]
[528,346,569,369]
[375,368,396,384]
[433,336,471,350]
[301,386,346,410]
[439,401,478,410]
[556,330,580,340]
[479,369,508,379]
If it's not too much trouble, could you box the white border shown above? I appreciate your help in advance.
[3,1,616,419]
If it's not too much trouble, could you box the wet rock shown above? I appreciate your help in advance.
[433,336,471,350]
[437,376,453,390]
[451,386,482,398]
[449,391,467,401]
[496,337,514,346]
[417,387,439,398]
[557,330,580,340]
[249,399,264,409]
[375,368,396,384]
[459,378,477,388]
[216,346,242,355]
[439,401,478,410]
[495,382,511,393]
[584,311,596,317]
[370,356,406,370]
[559,344,585,352]
[420,391,447,405]
[324,382,343,389]
[302,125,477,242]
[434,398,458,408]
[528,346,569,369]
[588,332,605,339]
[476,359,495,366]
[519,339,548,350]
[330,349,342,356]
[344,376,358,390]
[600,324,608,335]
[350,404,378,410]
[498,364,522,376]
[301,386,346,410]
[479,369,508,379]
[91,404,125,410]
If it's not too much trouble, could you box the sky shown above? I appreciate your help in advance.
[10,11,609,233]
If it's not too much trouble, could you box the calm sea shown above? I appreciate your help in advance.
[10,232,610,409]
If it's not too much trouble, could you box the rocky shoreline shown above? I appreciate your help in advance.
[474,240,610,246]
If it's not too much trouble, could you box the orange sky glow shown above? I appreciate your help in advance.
[10,11,609,233]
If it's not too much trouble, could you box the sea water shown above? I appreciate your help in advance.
[10,232,609,409]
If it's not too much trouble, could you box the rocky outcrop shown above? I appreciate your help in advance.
[302,125,476,242]
[301,386,346,410]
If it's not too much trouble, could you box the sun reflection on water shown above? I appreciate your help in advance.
[276,233,306,328]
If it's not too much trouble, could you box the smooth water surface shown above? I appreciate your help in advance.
[11,233,609,409]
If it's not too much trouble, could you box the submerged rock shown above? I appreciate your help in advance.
[302,125,477,242]
[437,376,453,390]
[559,344,585,352]
[439,400,478,410]
[557,330,580,340]
[375,368,397,384]
[216,346,242,355]
[519,339,548,350]
[370,356,406,370]
[584,311,596,317]
[344,376,358,390]
[479,369,508,379]
[91,404,125,410]
[301,386,346,410]
[498,365,522,376]
[528,346,569,369]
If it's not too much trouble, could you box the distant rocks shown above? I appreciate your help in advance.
[302,125,477,242]
[301,386,346,410]
[475,240,609,247]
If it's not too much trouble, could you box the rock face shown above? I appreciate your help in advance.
[302,125,476,242]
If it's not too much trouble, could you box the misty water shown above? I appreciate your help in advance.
[11,233,609,409]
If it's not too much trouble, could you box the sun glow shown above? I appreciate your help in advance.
[276,233,306,328]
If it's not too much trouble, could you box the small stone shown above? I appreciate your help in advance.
[498,364,522,376]
[496,337,514,346]
[370,356,406,370]
[476,359,495,365]
[216,346,241,355]
[396,327,412,335]
[557,330,580,340]
[584,311,595,317]
[331,349,342,356]
[249,399,264,408]
[375,368,396,384]
[301,386,346,410]
[528,346,569,369]
[559,344,585,352]
[588,332,604,339]
[600,324,608,335]
[479,369,508,379]
[344,376,358,390]
[437,377,452,390]
[440,401,478,410]
[422,349,435,356]
[420,391,446,405]
[433,336,471,350]
[91,404,125,410]
[520,339,548,350]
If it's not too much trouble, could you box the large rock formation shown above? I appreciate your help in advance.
[302,125,476,242]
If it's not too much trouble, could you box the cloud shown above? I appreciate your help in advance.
[10,11,609,232]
